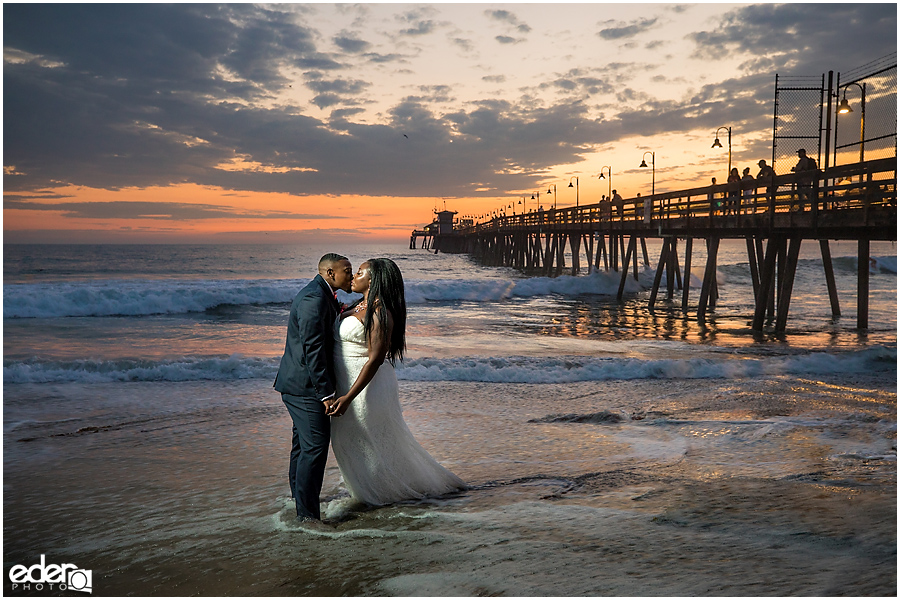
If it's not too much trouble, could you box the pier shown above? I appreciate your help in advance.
[411,158,896,332]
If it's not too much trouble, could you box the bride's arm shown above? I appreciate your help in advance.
[326,310,393,417]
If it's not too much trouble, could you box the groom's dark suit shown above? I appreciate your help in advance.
[274,273,340,520]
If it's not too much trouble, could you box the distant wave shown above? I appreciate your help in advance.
[3,256,892,319]
[3,279,301,319]
[827,255,896,274]
[4,271,648,319]
[405,269,647,304]
[872,256,897,273]
[4,346,894,384]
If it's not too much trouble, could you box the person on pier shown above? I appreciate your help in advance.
[756,160,776,213]
[707,177,722,216]
[611,190,624,218]
[726,168,741,215]
[791,149,817,212]
[741,167,755,214]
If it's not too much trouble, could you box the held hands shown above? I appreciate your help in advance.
[326,395,351,417]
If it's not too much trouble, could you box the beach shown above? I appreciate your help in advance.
[3,242,896,595]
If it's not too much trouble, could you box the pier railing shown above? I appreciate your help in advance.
[457,157,895,239]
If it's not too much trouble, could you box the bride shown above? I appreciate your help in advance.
[326,258,465,506]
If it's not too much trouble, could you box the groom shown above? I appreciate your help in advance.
[274,253,353,521]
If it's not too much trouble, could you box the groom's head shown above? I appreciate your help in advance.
[319,253,353,293]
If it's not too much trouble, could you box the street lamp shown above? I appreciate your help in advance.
[639,151,655,221]
[837,81,866,164]
[568,176,579,208]
[598,166,612,200]
[639,152,655,196]
[711,126,732,174]
[546,184,557,209]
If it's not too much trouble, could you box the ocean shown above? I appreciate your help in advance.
[3,240,897,596]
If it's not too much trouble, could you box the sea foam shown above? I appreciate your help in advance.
[4,347,894,384]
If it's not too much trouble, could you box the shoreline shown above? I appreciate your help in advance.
[4,373,896,596]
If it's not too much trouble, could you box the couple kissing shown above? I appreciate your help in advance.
[274,254,465,523]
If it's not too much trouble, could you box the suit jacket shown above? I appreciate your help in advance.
[273,274,339,399]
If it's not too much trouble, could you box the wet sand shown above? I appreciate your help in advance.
[3,373,896,596]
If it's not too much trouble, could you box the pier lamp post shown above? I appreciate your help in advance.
[568,176,579,208]
[639,151,655,221]
[837,81,866,165]
[711,126,732,174]
[546,184,557,209]
[639,152,655,197]
[598,166,612,199]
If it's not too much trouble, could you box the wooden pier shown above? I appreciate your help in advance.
[412,158,896,332]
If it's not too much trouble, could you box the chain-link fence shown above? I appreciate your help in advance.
[772,53,897,177]
[772,75,825,175]
[834,53,897,167]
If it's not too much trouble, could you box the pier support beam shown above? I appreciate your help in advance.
[544,234,554,276]
[819,239,841,318]
[697,236,720,325]
[585,234,595,273]
[632,236,640,281]
[648,237,671,309]
[556,234,566,276]
[640,237,650,267]
[682,238,693,310]
[752,237,781,331]
[569,234,582,275]
[746,237,760,302]
[774,238,802,333]
[595,235,608,272]
[858,238,870,329]
[666,238,681,300]
[617,236,637,301]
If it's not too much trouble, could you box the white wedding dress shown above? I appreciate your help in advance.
[331,315,466,506]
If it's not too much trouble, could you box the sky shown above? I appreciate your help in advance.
[3,2,897,244]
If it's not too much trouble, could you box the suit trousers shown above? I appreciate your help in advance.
[281,393,330,520]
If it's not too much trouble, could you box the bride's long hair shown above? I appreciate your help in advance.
[363,257,407,365]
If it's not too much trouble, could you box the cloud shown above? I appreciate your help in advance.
[451,37,475,53]
[485,9,532,34]
[333,33,371,54]
[598,17,658,40]
[495,35,524,45]
[306,77,370,95]
[363,52,408,64]
[687,4,897,74]
[396,7,440,37]
[539,68,616,96]
[3,198,338,220]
